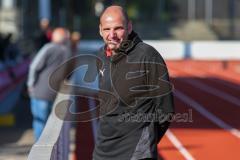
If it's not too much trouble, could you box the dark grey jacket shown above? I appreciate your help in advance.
[93,31,174,160]
[27,43,71,101]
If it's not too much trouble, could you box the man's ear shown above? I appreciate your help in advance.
[99,25,103,37]
[127,21,132,34]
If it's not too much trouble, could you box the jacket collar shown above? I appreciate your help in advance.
[104,31,142,63]
[115,31,142,53]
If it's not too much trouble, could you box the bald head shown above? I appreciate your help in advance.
[52,28,68,44]
[100,5,129,26]
[99,5,132,51]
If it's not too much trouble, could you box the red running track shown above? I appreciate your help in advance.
[74,60,240,160]
[158,60,240,160]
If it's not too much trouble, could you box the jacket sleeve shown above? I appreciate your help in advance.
[27,44,49,87]
[144,48,175,116]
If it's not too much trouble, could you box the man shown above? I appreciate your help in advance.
[34,18,52,51]
[93,5,174,160]
[70,31,81,54]
[27,28,71,141]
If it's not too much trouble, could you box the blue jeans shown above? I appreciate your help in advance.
[30,98,53,141]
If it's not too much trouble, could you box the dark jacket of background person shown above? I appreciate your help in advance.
[0,34,11,62]
[34,19,52,51]
[27,42,71,101]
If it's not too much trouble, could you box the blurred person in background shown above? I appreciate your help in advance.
[34,18,52,51]
[0,33,11,63]
[27,27,71,141]
[93,5,174,160]
[0,33,21,78]
[70,31,81,55]
[4,34,21,63]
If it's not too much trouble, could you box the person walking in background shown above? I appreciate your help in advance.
[27,27,71,141]
[93,5,174,160]
[70,31,81,55]
[34,18,52,51]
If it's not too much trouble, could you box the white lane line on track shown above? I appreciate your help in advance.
[182,78,240,107]
[168,66,240,107]
[166,130,196,160]
[208,78,240,91]
[175,89,240,138]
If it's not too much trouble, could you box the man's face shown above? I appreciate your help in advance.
[99,14,131,51]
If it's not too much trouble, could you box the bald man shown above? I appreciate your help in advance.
[27,28,71,140]
[93,6,174,160]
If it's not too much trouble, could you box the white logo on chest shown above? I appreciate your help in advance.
[100,68,105,76]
